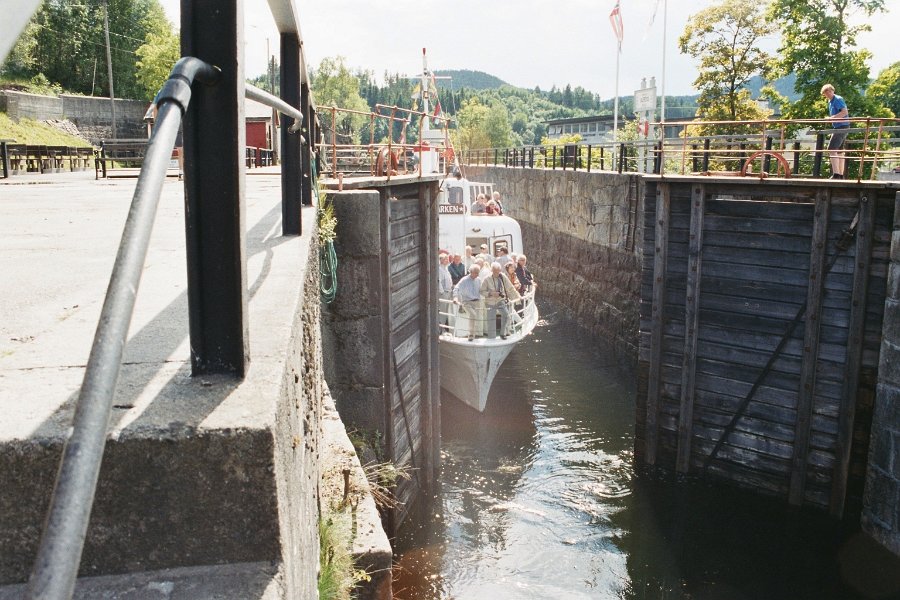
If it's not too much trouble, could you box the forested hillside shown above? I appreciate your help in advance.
[349,66,698,146]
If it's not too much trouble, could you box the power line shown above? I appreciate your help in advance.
[33,23,139,55]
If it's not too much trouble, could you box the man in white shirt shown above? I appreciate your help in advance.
[453,264,483,341]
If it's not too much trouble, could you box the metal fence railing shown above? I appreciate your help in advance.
[460,118,900,181]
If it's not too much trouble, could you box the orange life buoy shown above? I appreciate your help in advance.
[375,147,400,176]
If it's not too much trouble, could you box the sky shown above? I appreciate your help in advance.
[160,0,899,101]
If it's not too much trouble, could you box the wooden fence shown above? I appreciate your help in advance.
[636,177,896,516]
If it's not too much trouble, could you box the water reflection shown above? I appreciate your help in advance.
[394,305,900,599]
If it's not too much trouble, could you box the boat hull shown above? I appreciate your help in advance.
[439,338,515,412]
[438,301,539,412]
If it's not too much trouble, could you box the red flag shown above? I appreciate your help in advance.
[432,99,443,126]
[609,1,623,45]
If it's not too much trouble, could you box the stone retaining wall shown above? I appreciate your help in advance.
[862,192,900,557]
[0,90,147,141]
[465,166,645,364]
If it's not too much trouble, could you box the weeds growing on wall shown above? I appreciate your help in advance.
[318,511,369,600]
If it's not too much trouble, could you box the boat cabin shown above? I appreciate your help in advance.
[437,178,524,259]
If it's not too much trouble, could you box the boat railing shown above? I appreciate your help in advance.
[438,288,537,339]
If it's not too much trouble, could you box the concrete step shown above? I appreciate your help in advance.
[0,562,282,600]
[0,177,323,598]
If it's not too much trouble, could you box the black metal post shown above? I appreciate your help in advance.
[738,142,747,173]
[552,146,556,170]
[600,146,605,170]
[181,0,249,376]
[792,141,801,176]
[692,144,699,172]
[280,33,302,234]
[1,141,10,179]
[587,145,592,172]
[494,148,498,165]
[763,136,773,173]
[702,138,710,172]
[300,84,313,206]
[813,133,824,177]
[654,141,662,174]
[618,143,626,173]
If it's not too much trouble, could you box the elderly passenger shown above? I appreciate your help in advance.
[480,261,521,339]
[453,264,484,341]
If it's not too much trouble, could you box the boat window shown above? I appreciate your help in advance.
[449,187,463,205]
[491,234,513,256]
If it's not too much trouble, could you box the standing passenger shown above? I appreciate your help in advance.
[480,262,521,339]
[821,83,850,179]
[438,253,453,328]
[448,253,466,285]
[453,264,483,341]
[515,254,536,292]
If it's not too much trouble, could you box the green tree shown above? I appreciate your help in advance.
[454,97,491,150]
[679,0,774,127]
[311,56,370,145]
[3,0,169,99]
[135,5,179,99]
[767,0,888,119]
[867,62,900,117]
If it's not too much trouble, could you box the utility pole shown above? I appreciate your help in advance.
[102,0,117,139]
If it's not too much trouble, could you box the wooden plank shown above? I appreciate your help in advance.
[789,188,831,506]
[379,190,395,531]
[677,183,705,472]
[645,182,670,464]
[830,193,874,516]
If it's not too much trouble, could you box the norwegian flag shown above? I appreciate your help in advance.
[609,1,624,45]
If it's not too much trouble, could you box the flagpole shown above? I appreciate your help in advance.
[660,0,668,130]
[613,40,620,137]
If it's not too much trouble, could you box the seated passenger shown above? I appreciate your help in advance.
[492,191,505,215]
[486,200,500,215]
[472,194,489,214]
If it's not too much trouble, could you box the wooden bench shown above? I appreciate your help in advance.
[95,139,182,179]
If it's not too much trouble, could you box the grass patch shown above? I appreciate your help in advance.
[0,112,91,147]
[318,510,370,600]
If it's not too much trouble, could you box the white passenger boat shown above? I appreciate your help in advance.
[413,50,539,411]
[435,181,539,411]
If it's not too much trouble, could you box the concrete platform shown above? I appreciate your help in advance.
[0,172,322,596]
[0,562,282,600]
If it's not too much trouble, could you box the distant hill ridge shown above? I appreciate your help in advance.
[433,70,508,90]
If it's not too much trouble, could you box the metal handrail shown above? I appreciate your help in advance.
[25,57,219,600]
[245,82,303,133]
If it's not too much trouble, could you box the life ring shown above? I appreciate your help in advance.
[375,147,400,176]
[740,150,791,179]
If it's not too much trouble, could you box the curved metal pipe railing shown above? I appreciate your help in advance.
[24,56,219,600]
[245,82,304,133]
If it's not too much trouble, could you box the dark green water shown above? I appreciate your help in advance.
[394,305,899,600]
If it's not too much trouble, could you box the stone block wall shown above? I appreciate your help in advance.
[862,192,900,557]
[0,91,147,141]
[321,190,388,433]
[465,166,644,364]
